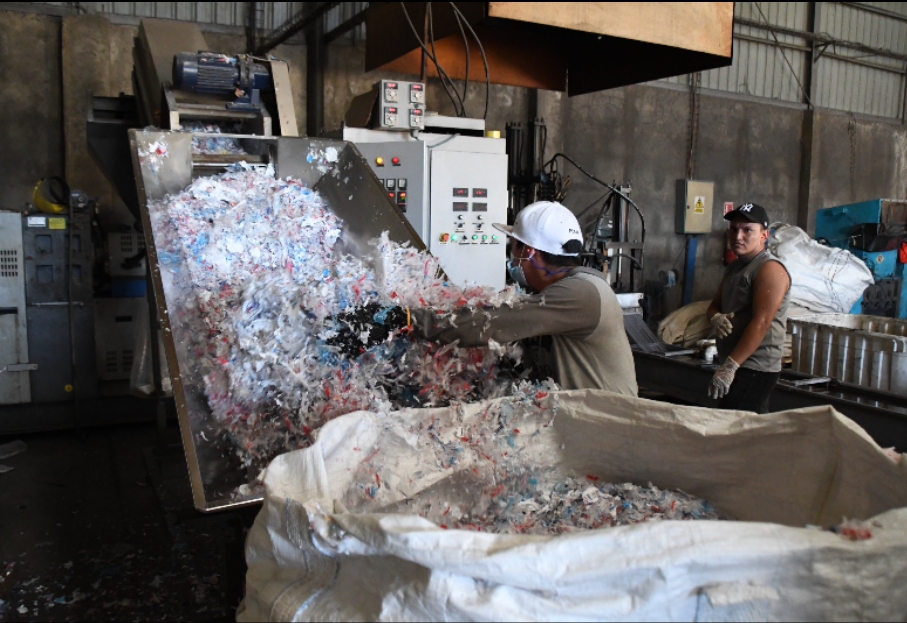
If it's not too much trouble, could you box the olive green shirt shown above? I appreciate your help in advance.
[413,267,638,395]
[717,250,791,373]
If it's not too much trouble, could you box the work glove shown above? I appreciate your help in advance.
[708,357,739,401]
[709,311,735,339]
[326,303,411,358]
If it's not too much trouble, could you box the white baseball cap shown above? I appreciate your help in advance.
[492,201,583,256]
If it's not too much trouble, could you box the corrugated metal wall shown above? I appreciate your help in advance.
[24,2,907,118]
[664,2,907,119]
[33,2,367,42]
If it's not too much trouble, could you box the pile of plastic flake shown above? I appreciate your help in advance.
[345,382,722,535]
[148,165,526,468]
[180,121,247,155]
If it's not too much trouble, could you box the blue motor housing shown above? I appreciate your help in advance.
[172,52,271,108]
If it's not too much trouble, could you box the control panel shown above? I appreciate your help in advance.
[430,149,507,289]
[374,80,426,131]
[349,132,507,289]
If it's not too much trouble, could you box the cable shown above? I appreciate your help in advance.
[427,133,460,149]
[427,3,466,116]
[451,5,471,117]
[544,152,646,246]
[449,2,490,119]
[753,2,814,108]
[399,2,464,117]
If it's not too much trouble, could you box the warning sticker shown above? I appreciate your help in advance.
[48,217,66,230]
[694,196,706,214]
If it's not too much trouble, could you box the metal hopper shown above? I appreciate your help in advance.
[129,130,424,511]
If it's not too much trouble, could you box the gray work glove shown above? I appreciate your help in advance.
[708,357,739,400]
[709,311,735,339]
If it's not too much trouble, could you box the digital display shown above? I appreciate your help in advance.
[453,188,468,197]
[453,202,469,212]
[412,83,423,91]
[473,188,488,198]
[472,203,488,212]
[386,82,398,89]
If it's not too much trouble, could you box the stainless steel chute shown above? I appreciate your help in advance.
[129,130,425,511]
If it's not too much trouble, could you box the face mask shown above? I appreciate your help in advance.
[506,256,530,289]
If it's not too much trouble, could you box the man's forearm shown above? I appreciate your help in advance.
[728,318,772,365]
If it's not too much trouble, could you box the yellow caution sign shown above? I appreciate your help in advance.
[694,196,705,214]
[49,217,67,230]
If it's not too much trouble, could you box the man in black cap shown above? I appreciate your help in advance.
[706,203,791,413]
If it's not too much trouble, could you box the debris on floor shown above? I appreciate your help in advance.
[0,440,26,460]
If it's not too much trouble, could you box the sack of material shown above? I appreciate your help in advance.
[769,224,874,313]
[238,390,907,622]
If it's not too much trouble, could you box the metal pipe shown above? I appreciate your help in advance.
[790,322,802,372]
[837,330,854,383]
[818,325,834,377]
[870,337,893,392]
[853,333,869,387]
[892,342,907,395]
[798,323,815,375]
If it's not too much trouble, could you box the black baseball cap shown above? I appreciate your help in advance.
[724,203,769,228]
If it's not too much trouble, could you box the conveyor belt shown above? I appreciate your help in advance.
[634,350,907,452]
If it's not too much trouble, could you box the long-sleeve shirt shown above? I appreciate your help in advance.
[412,267,638,395]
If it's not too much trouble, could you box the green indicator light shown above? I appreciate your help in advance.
[492,235,499,240]
[482,235,488,241]
[451,234,458,241]
[472,235,478,241]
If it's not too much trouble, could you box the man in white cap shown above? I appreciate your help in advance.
[412,201,638,395]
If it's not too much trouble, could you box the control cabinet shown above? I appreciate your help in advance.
[345,127,507,289]
[21,212,97,402]
[375,79,425,131]
[675,179,715,234]
[0,213,31,404]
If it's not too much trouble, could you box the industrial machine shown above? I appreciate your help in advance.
[133,18,298,137]
[130,130,424,511]
[0,212,32,404]
[344,81,507,290]
[0,191,99,409]
[815,199,907,319]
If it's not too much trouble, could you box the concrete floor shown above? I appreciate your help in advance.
[0,417,255,622]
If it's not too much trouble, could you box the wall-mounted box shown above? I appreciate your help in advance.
[676,180,715,234]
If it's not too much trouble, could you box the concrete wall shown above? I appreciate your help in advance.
[551,85,805,302]
[0,12,64,212]
[3,10,907,315]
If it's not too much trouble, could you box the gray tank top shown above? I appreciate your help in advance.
[716,251,790,373]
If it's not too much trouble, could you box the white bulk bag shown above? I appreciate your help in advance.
[769,223,874,313]
[239,390,907,622]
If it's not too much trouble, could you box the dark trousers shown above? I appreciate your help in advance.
[719,368,780,413]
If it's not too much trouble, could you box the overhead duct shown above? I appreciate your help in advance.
[366,2,734,96]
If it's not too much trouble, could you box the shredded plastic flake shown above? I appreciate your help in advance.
[344,383,722,535]
[149,166,526,472]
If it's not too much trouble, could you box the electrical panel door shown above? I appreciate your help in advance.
[429,149,507,289]
[676,179,715,234]
[0,213,30,404]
